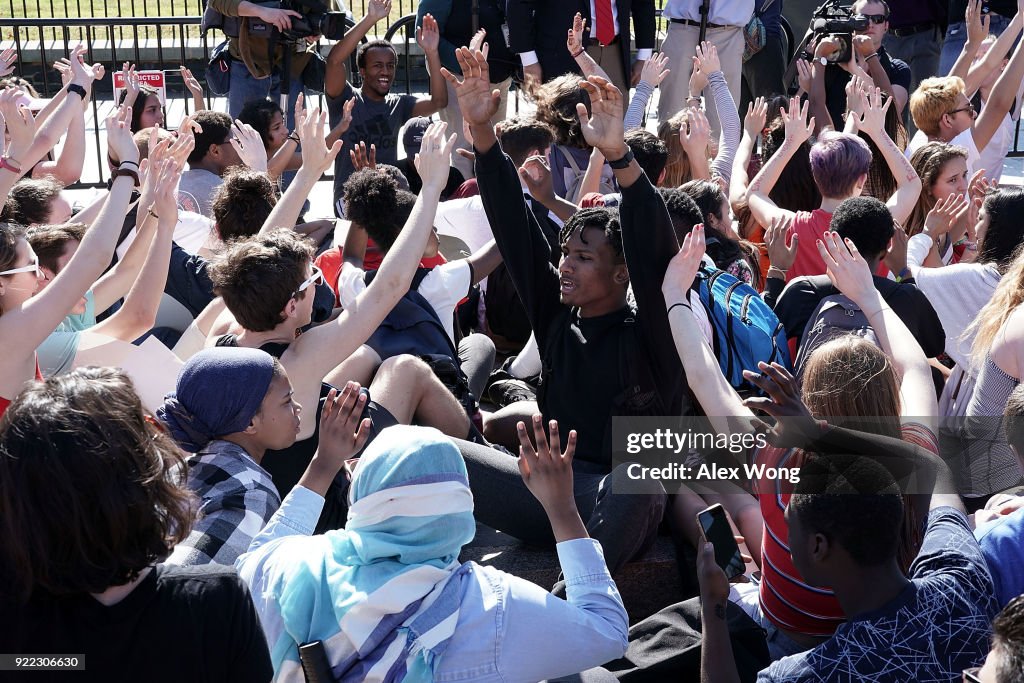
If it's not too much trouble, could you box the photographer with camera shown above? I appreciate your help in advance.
[206,0,334,120]
[806,0,911,131]
[323,0,448,214]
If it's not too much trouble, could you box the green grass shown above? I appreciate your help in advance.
[2,0,413,43]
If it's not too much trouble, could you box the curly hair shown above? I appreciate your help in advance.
[343,168,400,229]
[238,98,284,151]
[208,228,315,332]
[533,74,591,149]
[211,168,277,242]
[0,367,195,603]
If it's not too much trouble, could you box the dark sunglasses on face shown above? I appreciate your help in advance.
[858,13,888,24]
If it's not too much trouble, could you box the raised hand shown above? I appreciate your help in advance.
[680,107,711,156]
[150,156,184,222]
[296,99,344,178]
[230,120,268,172]
[815,230,876,306]
[0,87,37,158]
[121,61,141,106]
[317,383,372,467]
[744,96,768,139]
[740,361,823,448]
[796,58,812,95]
[781,96,814,146]
[469,28,487,54]
[54,57,74,87]
[0,46,15,78]
[417,13,441,54]
[577,75,626,157]
[350,141,376,171]
[567,12,587,56]
[106,104,140,166]
[441,47,501,126]
[413,120,457,192]
[516,415,578,516]
[365,0,391,22]
[764,215,797,272]
[845,74,870,120]
[66,45,93,87]
[853,34,875,58]
[966,0,990,46]
[694,41,720,74]
[640,51,670,87]
[518,154,555,204]
[856,86,891,139]
[923,192,970,238]
[180,66,204,100]
[662,224,707,298]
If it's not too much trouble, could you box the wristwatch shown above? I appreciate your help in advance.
[817,56,828,67]
[607,148,634,169]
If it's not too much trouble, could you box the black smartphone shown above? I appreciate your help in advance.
[697,504,746,580]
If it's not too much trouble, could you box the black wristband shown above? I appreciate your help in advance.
[67,83,87,100]
[607,148,634,169]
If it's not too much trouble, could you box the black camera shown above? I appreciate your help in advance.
[277,0,349,41]
[809,0,869,63]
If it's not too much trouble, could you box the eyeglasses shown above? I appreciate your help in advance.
[0,250,42,278]
[291,264,324,299]
[948,104,977,118]
[859,13,888,24]
[963,667,982,682]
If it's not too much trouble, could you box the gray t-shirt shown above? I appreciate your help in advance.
[177,168,223,219]
[328,83,418,214]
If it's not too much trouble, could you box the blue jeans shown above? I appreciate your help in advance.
[227,58,306,128]
[940,14,1014,76]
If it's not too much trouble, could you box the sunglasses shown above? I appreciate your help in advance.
[0,250,42,278]
[291,263,324,299]
[963,667,982,682]
[858,13,888,24]
[948,105,977,118]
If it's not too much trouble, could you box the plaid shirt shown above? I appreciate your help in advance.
[167,440,281,567]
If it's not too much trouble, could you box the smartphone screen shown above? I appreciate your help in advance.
[698,504,746,580]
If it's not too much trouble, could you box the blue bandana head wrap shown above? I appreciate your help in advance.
[156,347,277,452]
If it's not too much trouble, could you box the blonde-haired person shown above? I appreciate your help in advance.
[907,6,1024,175]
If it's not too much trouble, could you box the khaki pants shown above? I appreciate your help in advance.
[585,40,628,97]
[658,22,743,139]
[439,76,512,179]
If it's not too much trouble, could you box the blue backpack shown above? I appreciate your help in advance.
[693,266,791,395]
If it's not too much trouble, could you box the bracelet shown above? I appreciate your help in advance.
[667,301,693,315]
[571,47,585,59]
[767,266,788,278]
[147,206,159,220]
[864,52,879,61]
[119,159,140,169]
[67,83,87,100]
[893,266,911,282]
[287,134,300,144]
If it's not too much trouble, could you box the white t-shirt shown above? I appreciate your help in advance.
[115,210,214,261]
[337,260,472,344]
[907,128,980,178]
[977,113,1014,182]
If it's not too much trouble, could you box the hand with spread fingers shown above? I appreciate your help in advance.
[0,47,16,78]
[740,361,823,448]
[417,13,441,54]
[781,95,815,146]
[350,141,377,171]
[577,75,626,159]
[815,230,877,307]
[679,108,711,157]
[441,47,501,126]
[567,12,587,56]
[764,215,797,273]
[923,192,970,239]
[516,415,585,541]
[298,382,372,496]
[296,101,344,180]
[639,51,671,88]
[366,0,391,22]
[106,104,140,166]
[744,96,768,140]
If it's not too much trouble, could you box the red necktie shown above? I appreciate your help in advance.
[595,0,616,46]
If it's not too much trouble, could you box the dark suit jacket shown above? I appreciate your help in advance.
[506,0,655,84]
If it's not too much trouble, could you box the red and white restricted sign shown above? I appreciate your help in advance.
[112,70,167,105]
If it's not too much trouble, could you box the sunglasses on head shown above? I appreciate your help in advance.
[858,13,888,24]
[291,263,324,299]
[0,249,42,278]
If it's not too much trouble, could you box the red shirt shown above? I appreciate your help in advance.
[755,445,846,637]
[785,209,833,282]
